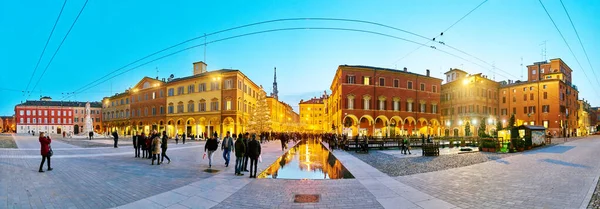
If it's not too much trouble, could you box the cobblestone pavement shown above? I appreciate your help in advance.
[350,150,517,176]
[1,135,213,209]
[396,136,600,209]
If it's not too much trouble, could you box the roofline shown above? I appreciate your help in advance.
[338,65,443,81]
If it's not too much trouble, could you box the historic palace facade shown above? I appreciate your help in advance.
[498,58,579,137]
[440,69,500,136]
[328,65,442,137]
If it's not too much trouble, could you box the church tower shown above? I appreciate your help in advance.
[271,67,279,99]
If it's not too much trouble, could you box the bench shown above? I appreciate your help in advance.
[422,143,440,156]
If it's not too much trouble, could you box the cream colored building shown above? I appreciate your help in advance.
[102,91,131,135]
[164,61,263,138]
[577,99,591,136]
[299,93,329,133]
[267,96,299,132]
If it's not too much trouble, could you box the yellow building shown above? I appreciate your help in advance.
[164,61,263,138]
[441,69,500,136]
[102,91,131,135]
[267,96,299,132]
[577,99,591,136]
[299,93,329,133]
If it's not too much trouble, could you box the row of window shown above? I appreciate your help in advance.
[19,117,100,124]
[346,75,438,92]
[442,106,498,116]
[442,88,498,101]
[20,110,72,117]
[502,92,549,103]
[500,105,556,116]
[345,98,438,113]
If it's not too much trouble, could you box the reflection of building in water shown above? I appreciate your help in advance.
[258,139,351,179]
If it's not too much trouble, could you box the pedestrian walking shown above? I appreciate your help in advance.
[62,131,65,138]
[247,134,262,178]
[182,132,186,144]
[136,132,144,158]
[175,134,179,144]
[222,131,234,167]
[205,133,219,168]
[161,131,171,164]
[112,131,119,148]
[89,131,94,140]
[38,132,53,172]
[235,133,245,176]
[151,131,161,165]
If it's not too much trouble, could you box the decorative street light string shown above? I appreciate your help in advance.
[24,0,68,95]
[64,26,516,100]
[27,0,89,100]
[392,0,489,65]
[538,0,600,101]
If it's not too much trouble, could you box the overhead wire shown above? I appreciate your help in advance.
[392,0,489,65]
[66,26,518,101]
[28,0,89,99]
[559,0,600,90]
[24,0,68,95]
[68,17,432,95]
[538,0,600,100]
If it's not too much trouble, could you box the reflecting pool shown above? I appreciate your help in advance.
[258,139,354,179]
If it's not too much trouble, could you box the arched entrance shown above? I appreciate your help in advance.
[74,124,79,134]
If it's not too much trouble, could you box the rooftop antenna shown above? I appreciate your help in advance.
[492,61,496,80]
[540,41,547,61]
[156,67,159,79]
[520,57,524,80]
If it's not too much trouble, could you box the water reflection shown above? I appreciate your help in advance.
[258,139,354,179]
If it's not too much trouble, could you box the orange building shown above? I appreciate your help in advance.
[328,65,442,137]
[498,58,579,137]
[129,77,167,134]
[267,96,299,132]
[299,93,329,133]
[441,69,500,136]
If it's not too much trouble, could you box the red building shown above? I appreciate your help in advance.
[14,96,102,135]
[329,65,442,137]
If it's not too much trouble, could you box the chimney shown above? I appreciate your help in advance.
[426,69,430,77]
[193,61,207,75]
[403,67,408,72]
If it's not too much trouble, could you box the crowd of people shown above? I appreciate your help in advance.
[132,130,171,165]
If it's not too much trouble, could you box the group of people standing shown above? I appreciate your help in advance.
[133,130,171,165]
[204,131,262,178]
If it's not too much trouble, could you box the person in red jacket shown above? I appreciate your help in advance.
[38,132,53,172]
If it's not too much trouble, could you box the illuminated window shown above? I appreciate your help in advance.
[363,76,370,85]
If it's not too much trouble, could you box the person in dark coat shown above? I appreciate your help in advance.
[204,133,219,168]
[38,132,53,172]
[235,133,245,176]
[242,132,250,172]
[182,132,186,144]
[161,131,171,164]
[145,133,152,159]
[133,132,139,157]
[136,132,144,158]
[112,131,119,148]
[247,134,262,178]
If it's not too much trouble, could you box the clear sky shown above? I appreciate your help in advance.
[1,0,599,116]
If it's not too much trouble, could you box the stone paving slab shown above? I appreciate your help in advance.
[396,136,600,209]
[332,149,457,209]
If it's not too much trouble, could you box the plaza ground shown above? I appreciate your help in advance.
[1,134,599,209]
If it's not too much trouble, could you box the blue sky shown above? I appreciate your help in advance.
[1,0,599,116]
